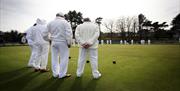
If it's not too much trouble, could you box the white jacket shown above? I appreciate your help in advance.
[46,17,72,44]
[26,19,48,45]
[26,26,35,45]
[75,22,100,49]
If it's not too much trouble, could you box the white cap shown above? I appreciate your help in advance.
[56,12,64,17]
[36,18,46,25]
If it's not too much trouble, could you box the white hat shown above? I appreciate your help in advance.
[56,12,64,17]
[36,18,46,25]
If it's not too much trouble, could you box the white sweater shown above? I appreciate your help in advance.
[46,17,72,44]
[75,22,99,49]
[26,19,48,45]
[25,26,34,45]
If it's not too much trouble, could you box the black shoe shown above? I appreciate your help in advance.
[40,69,49,72]
[34,69,40,72]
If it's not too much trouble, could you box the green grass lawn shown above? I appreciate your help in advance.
[0,45,180,91]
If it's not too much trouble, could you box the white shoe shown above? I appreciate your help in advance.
[93,73,101,79]
[27,64,34,68]
[59,74,71,79]
[77,75,82,78]
[53,74,59,78]
[76,73,82,78]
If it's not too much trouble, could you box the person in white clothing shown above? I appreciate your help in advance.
[27,18,50,72]
[75,18,101,79]
[131,40,134,45]
[45,12,72,78]
[34,19,50,72]
[26,23,38,68]
[148,39,151,45]
[106,40,109,44]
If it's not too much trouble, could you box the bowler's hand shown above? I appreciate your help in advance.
[82,43,91,49]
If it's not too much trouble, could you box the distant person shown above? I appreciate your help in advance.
[106,40,109,44]
[26,18,49,72]
[141,39,145,45]
[131,40,134,45]
[75,18,101,79]
[45,12,72,78]
[101,40,104,45]
[124,40,127,44]
[109,40,112,44]
[26,23,37,68]
[120,40,123,44]
[148,39,151,45]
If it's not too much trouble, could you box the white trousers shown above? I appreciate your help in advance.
[34,44,49,69]
[51,41,69,78]
[28,45,38,67]
[76,48,101,78]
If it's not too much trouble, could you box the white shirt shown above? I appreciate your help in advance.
[25,26,35,45]
[26,19,48,45]
[75,22,100,49]
[46,17,72,44]
[33,24,48,45]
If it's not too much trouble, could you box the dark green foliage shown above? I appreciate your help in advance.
[0,30,24,44]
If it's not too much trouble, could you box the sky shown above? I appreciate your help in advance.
[0,0,180,32]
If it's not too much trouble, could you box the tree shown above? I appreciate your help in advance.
[132,17,139,40]
[0,30,23,44]
[95,17,103,40]
[116,17,126,40]
[138,14,146,31]
[116,16,139,40]
[138,14,147,40]
[170,13,180,39]
[151,22,168,40]
[126,17,133,34]
[141,20,152,39]
[0,31,5,44]
[104,19,115,41]
[126,17,138,40]
[152,22,168,31]
[143,20,152,30]
[64,10,83,38]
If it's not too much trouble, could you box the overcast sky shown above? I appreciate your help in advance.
[0,0,179,32]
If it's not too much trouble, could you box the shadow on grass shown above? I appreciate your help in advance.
[33,77,65,91]
[70,77,98,91]
[0,67,29,84]
[0,67,42,91]
[84,79,98,91]
[70,77,83,91]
